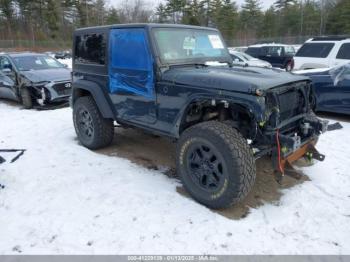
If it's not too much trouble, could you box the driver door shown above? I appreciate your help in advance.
[0,57,17,101]
[108,28,156,125]
[322,65,350,113]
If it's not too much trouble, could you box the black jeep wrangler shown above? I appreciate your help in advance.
[71,24,327,209]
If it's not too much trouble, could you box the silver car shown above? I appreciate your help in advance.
[229,50,272,68]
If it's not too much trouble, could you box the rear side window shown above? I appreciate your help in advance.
[284,46,296,55]
[267,46,283,57]
[296,43,334,58]
[336,43,350,59]
[246,47,260,57]
[75,33,106,65]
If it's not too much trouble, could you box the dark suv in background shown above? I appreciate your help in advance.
[0,52,72,108]
[245,44,296,71]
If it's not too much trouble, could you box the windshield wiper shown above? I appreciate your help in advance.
[168,62,208,68]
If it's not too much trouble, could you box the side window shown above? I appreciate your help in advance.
[267,46,283,57]
[336,43,350,60]
[75,33,106,65]
[109,28,154,98]
[284,46,295,55]
[261,47,268,56]
[231,54,243,62]
[0,57,12,71]
[246,48,260,57]
[296,43,335,58]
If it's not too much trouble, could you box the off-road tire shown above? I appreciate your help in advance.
[20,87,33,109]
[176,121,256,209]
[73,96,114,149]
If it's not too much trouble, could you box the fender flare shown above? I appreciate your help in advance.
[72,79,115,119]
[174,95,262,137]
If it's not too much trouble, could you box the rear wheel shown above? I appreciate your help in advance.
[20,87,33,109]
[176,121,256,209]
[73,96,114,149]
[286,62,293,72]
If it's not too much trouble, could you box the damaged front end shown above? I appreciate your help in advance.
[24,81,72,106]
[253,80,328,181]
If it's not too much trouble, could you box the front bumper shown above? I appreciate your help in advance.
[34,81,71,105]
[255,112,328,177]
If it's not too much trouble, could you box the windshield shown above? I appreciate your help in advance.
[12,55,65,71]
[245,47,261,57]
[152,28,231,64]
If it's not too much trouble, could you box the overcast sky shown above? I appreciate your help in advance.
[108,0,277,10]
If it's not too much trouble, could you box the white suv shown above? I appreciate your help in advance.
[294,37,350,70]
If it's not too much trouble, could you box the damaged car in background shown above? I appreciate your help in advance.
[0,52,71,109]
[295,62,350,115]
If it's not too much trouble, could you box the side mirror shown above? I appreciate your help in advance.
[2,68,11,74]
[0,80,12,87]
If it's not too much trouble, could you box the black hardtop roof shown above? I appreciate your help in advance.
[74,23,219,33]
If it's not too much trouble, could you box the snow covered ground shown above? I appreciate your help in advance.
[0,102,349,254]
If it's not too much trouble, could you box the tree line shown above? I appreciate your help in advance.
[0,0,349,47]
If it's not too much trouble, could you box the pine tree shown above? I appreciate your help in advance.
[301,0,321,36]
[214,0,238,43]
[45,0,60,39]
[239,0,263,32]
[155,3,170,23]
[94,0,106,25]
[274,0,297,10]
[182,0,204,26]
[165,0,186,23]
[326,0,350,34]
[0,0,15,39]
[260,6,278,38]
[106,7,120,25]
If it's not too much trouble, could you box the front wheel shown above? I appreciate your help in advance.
[20,87,33,109]
[176,121,256,209]
[73,96,114,149]
[309,92,317,111]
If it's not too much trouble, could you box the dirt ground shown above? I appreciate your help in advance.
[97,126,311,220]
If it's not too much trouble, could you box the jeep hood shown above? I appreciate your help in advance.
[20,68,71,83]
[162,66,309,93]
